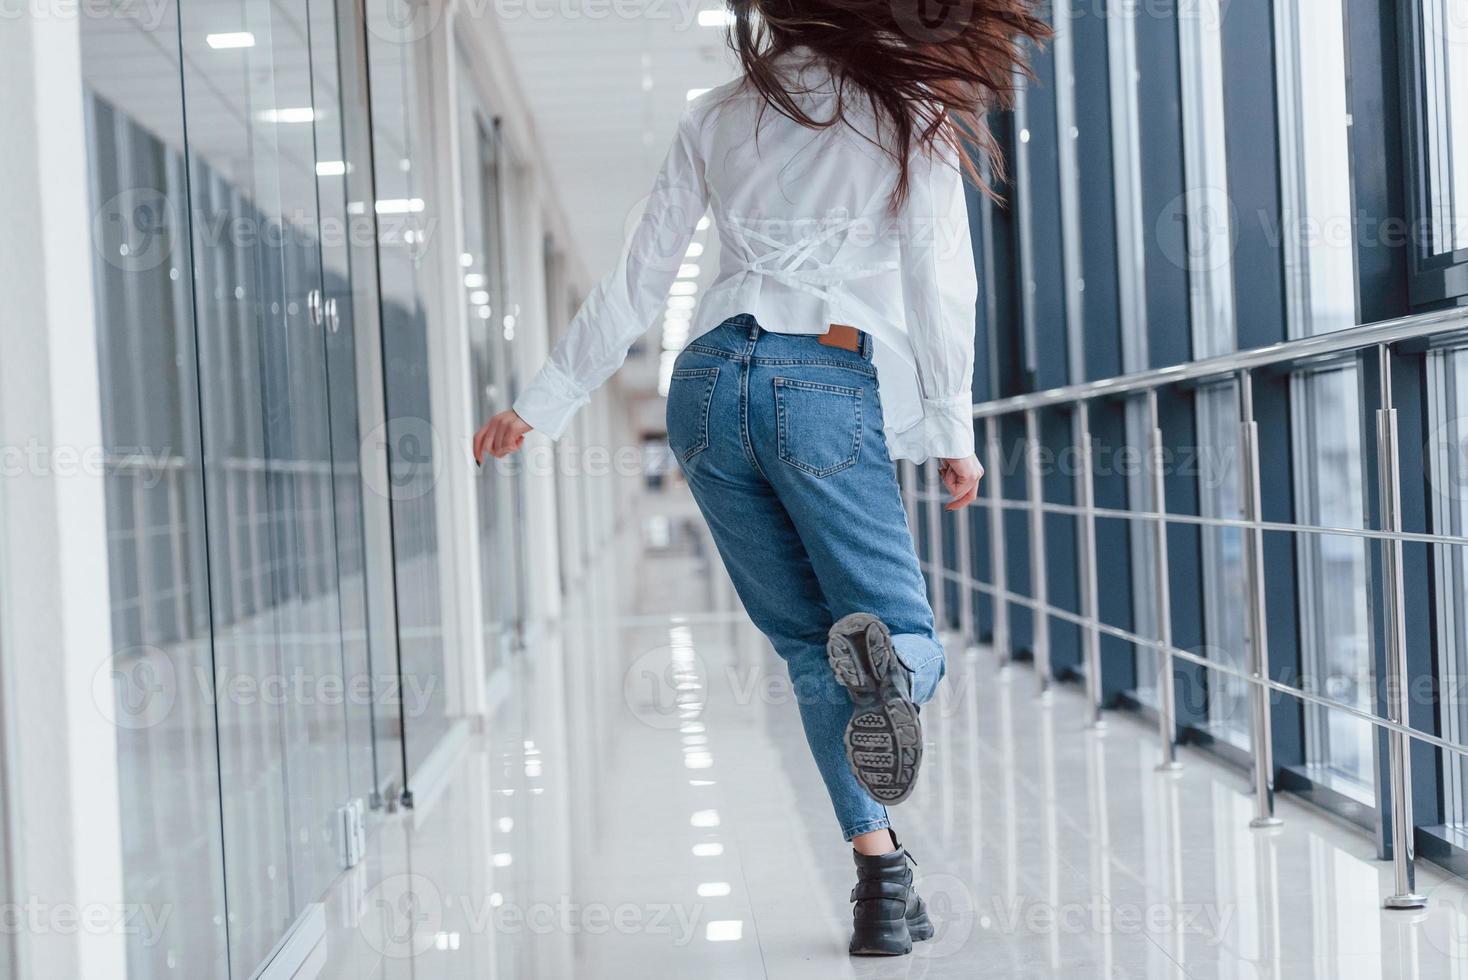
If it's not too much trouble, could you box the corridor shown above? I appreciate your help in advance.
[311,490,1468,980]
[10,0,1468,973]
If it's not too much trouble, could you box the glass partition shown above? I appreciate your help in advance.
[1431,347,1468,826]
[80,0,394,971]
[79,3,230,972]
[363,4,449,780]
[1292,365,1373,795]
[1196,381,1249,749]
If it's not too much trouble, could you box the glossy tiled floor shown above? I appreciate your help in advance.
[314,494,1468,980]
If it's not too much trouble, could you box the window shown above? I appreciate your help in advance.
[1402,0,1468,302]
[1276,0,1357,336]
[1128,397,1160,707]
[1197,381,1250,748]
[1277,0,1374,796]
[1292,365,1374,795]
[1431,348,1468,825]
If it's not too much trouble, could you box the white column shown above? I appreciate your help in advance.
[0,10,126,979]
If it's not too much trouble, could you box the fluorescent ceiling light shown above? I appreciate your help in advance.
[697,216,711,230]
[257,107,315,124]
[691,842,723,857]
[706,921,744,942]
[375,198,425,214]
[697,882,731,897]
[686,242,705,258]
[315,160,345,176]
[687,87,712,101]
[464,273,486,288]
[690,809,721,827]
[669,281,698,296]
[698,9,734,26]
[206,31,255,49]
[667,295,697,311]
[677,263,700,279]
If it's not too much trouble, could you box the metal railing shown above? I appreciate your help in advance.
[910,304,1468,910]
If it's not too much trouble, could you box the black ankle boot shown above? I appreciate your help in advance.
[848,839,933,956]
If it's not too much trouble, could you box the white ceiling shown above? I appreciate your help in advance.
[495,10,739,281]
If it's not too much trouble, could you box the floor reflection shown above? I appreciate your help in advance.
[314,490,1468,980]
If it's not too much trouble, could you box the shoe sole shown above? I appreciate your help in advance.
[828,612,923,805]
[848,910,933,956]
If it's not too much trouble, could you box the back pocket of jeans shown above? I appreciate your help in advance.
[666,367,719,462]
[773,377,862,477]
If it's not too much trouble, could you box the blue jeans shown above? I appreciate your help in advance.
[666,315,946,840]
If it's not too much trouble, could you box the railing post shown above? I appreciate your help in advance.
[926,458,948,634]
[1075,401,1105,729]
[986,416,1011,668]
[1147,390,1182,771]
[1376,346,1426,909]
[1238,370,1281,828]
[1025,408,1051,696]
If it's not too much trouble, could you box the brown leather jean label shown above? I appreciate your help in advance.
[818,323,861,352]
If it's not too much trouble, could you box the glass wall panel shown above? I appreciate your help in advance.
[1277,0,1356,337]
[314,0,393,811]
[79,6,231,975]
[1127,398,1160,706]
[1433,348,1468,824]
[172,0,362,962]
[1293,365,1373,794]
[363,13,449,778]
[1278,0,1371,795]
[1196,382,1249,748]
[82,0,390,971]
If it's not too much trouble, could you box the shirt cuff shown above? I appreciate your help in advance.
[919,394,975,460]
[512,361,589,440]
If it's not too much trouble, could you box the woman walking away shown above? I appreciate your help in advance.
[474,0,1047,956]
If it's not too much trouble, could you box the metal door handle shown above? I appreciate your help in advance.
[325,296,339,334]
[307,288,324,326]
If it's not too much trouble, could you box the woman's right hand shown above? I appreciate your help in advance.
[938,454,983,511]
[473,410,533,466]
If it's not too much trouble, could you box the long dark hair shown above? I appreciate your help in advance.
[726,0,1050,207]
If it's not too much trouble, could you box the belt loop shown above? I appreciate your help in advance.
[746,316,760,341]
[861,331,872,360]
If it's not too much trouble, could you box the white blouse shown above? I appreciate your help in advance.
[513,49,978,462]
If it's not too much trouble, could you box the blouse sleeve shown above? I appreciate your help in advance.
[513,108,709,438]
[894,141,978,460]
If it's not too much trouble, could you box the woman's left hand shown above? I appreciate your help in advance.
[473,410,532,465]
